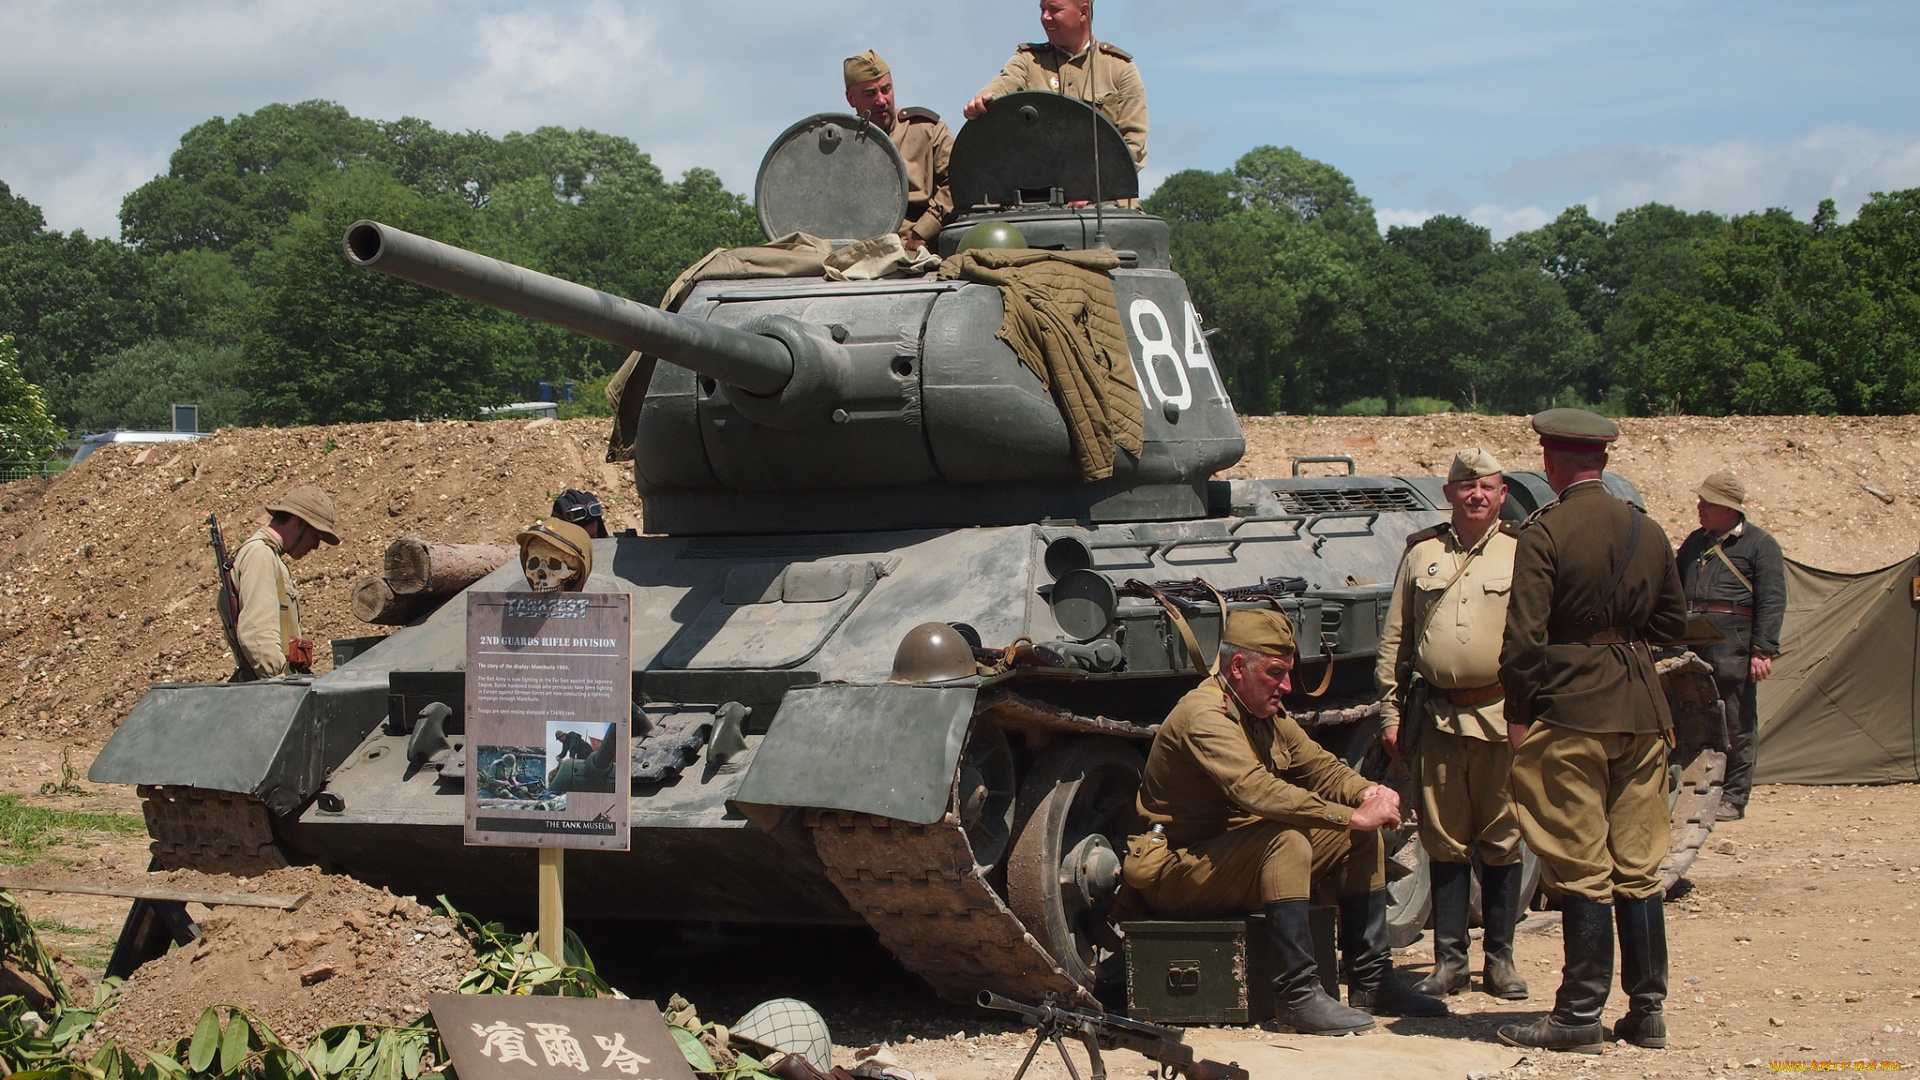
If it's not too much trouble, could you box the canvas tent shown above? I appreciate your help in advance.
[1754,554,1920,785]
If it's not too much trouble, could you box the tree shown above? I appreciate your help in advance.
[238,168,523,424]
[68,339,251,432]
[0,334,64,463]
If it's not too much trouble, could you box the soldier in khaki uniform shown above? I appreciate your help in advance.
[1497,410,1690,1055]
[844,51,954,250]
[227,486,339,679]
[1126,608,1446,1036]
[1376,449,1528,1001]
[963,0,1149,170]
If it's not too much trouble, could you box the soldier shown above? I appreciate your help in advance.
[963,0,1149,170]
[1124,608,1447,1036]
[228,485,339,680]
[1675,471,1784,821]
[844,50,954,251]
[1376,448,1528,1001]
[1497,409,1690,1054]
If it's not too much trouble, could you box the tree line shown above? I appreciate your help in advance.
[1145,147,1920,417]
[2,101,1919,455]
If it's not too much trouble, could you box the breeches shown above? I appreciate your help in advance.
[1511,724,1670,902]
[1415,727,1522,866]
[1137,821,1384,918]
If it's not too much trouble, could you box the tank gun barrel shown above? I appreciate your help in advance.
[342,220,794,396]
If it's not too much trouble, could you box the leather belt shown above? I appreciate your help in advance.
[1690,601,1754,617]
[1549,626,1641,645]
[1438,682,1505,707]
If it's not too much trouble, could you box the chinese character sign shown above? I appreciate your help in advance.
[465,591,631,850]
[433,996,694,1080]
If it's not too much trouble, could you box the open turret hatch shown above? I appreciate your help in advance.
[948,92,1138,212]
[754,113,909,243]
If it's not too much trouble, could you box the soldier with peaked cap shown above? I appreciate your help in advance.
[1126,607,1447,1036]
[1376,448,1528,1002]
[1497,409,1690,1055]
[963,0,1149,169]
[844,50,954,250]
[228,485,339,680]
[1674,470,1784,821]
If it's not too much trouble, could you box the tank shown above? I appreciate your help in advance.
[90,94,1722,1005]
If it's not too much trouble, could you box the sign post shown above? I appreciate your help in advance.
[465,591,631,960]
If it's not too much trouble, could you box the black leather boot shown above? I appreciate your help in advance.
[1613,896,1668,1048]
[1414,860,1471,996]
[1340,890,1449,1017]
[1479,861,1530,1000]
[1499,898,1611,1054]
[1264,900,1375,1035]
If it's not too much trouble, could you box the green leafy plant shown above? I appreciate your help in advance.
[435,896,611,997]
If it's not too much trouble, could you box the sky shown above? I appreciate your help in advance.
[2,0,1918,242]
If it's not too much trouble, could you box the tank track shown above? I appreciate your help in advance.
[1659,748,1726,892]
[138,785,289,877]
[807,810,1088,1006]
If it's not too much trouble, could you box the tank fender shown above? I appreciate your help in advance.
[734,683,976,825]
[86,674,389,816]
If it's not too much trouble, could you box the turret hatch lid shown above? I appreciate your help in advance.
[755,113,909,243]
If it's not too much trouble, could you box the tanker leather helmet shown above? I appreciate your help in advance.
[889,622,976,683]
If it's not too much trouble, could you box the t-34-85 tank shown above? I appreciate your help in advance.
[91,96,1723,1004]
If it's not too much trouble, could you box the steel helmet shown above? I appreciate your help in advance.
[956,220,1026,253]
[889,622,976,683]
[732,998,831,1073]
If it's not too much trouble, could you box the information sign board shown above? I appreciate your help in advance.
[465,591,631,850]
[431,994,696,1080]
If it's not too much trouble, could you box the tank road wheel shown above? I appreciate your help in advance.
[958,719,1018,872]
[138,785,289,876]
[1006,737,1145,998]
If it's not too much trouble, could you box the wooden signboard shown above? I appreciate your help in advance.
[430,995,696,1080]
[465,591,631,850]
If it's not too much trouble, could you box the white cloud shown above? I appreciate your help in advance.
[1496,124,1920,223]
[1371,204,1553,241]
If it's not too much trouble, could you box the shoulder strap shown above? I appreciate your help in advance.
[899,106,941,122]
[1708,540,1756,595]
[1591,507,1642,622]
[1097,42,1134,61]
[1128,579,1211,677]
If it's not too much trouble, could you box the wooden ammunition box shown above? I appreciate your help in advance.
[1122,908,1337,1025]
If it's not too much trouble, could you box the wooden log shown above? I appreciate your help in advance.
[0,876,309,910]
[350,575,432,625]
[383,536,517,596]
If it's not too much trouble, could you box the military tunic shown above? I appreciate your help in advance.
[229,528,302,679]
[978,40,1148,168]
[1125,678,1381,917]
[1675,519,1785,811]
[1376,522,1522,866]
[1501,480,1690,902]
[887,108,954,244]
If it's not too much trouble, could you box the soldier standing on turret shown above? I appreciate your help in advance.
[964,0,1149,170]
[1497,409,1690,1055]
[844,50,954,251]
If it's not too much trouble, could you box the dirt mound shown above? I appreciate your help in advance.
[3,412,1916,756]
[51,865,478,1052]
[1240,414,1920,573]
[0,418,629,748]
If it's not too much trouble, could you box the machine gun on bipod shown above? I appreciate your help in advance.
[979,992,1247,1080]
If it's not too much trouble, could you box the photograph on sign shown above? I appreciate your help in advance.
[465,591,632,850]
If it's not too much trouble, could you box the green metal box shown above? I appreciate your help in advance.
[1122,908,1336,1025]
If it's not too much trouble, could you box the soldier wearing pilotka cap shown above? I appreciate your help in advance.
[1675,470,1784,821]
[843,50,954,251]
[1124,607,1447,1036]
[1376,448,1528,1002]
[1498,409,1690,1055]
